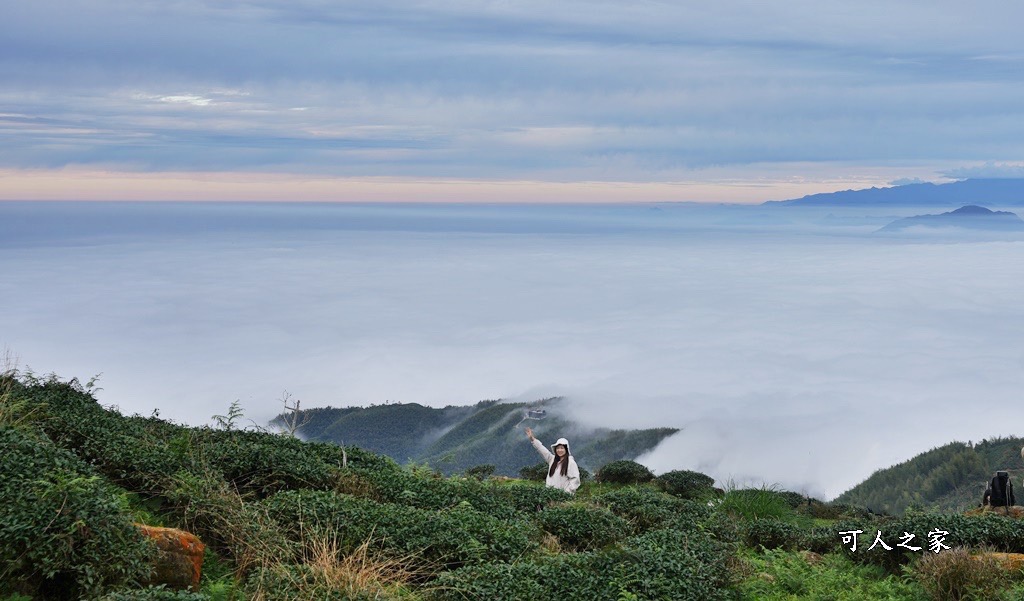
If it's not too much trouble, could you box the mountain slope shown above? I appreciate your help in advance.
[878,205,1024,232]
[836,436,1024,515]
[285,397,679,476]
[767,178,1024,207]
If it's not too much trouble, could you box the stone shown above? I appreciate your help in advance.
[136,524,205,591]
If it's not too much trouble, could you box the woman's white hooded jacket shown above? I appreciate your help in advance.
[531,437,581,494]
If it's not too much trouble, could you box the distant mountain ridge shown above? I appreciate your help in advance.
[836,436,1024,515]
[281,397,678,476]
[878,205,1024,232]
[767,178,1024,207]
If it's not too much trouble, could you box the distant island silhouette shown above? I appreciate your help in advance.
[877,205,1024,232]
[766,178,1024,207]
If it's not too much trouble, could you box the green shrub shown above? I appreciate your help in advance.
[654,469,716,500]
[355,466,569,518]
[263,490,536,570]
[801,526,841,555]
[163,470,296,574]
[432,528,734,601]
[0,426,153,599]
[595,486,709,533]
[718,486,798,522]
[776,490,808,509]
[98,586,209,600]
[429,557,609,601]
[594,460,654,485]
[743,519,803,551]
[623,529,734,600]
[811,501,872,520]
[11,377,184,492]
[464,464,496,480]
[519,463,591,484]
[189,429,342,496]
[912,547,1009,601]
[518,462,548,482]
[451,480,570,517]
[737,548,926,600]
[838,512,1024,572]
[536,504,631,551]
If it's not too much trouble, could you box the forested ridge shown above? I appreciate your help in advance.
[836,437,1024,515]
[284,397,678,476]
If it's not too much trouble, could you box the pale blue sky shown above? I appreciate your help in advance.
[3,1,1024,201]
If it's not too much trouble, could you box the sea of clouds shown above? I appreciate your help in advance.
[3,201,1023,498]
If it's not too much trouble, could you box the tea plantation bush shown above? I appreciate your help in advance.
[654,469,716,500]
[536,504,631,551]
[594,460,654,485]
[518,461,591,483]
[801,525,842,554]
[518,461,549,482]
[0,426,153,600]
[623,529,734,600]
[449,480,570,518]
[595,486,709,533]
[98,586,208,601]
[432,528,734,601]
[188,428,342,496]
[352,466,569,518]
[743,518,804,551]
[12,378,182,492]
[838,512,1024,572]
[263,490,537,570]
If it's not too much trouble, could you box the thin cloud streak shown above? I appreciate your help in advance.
[2,1,1024,197]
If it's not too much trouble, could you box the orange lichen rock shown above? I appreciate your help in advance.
[136,524,205,591]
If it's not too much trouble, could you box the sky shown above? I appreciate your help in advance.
[3,202,1024,499]
[4,1,1024,203]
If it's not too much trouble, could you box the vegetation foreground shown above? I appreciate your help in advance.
[3,373,1024,600]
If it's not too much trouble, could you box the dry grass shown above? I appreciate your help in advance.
[309,535,422,593]
[246,532,429,601]
[334,469,377,499]
[167,470,295,575]
[912,547,1010,601]
[0,350,39,429]
[538,532,561,555]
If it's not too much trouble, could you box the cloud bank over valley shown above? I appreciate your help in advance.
[3,202,1024,498]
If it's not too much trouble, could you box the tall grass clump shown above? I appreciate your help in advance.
[737,548,925,600]
[719,484,800,522]
[245,535,425,601]
[911,547,1011,601]
[164,470,296,575]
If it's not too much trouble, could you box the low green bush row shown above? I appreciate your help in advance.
[837,511,1024,572]
[431,528,734,601]
[0,426,153,600]
[262,490,538,570]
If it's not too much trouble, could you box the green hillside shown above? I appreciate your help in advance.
[8,371,1024,600]
[836,436,1024,515]
[285,397,679,476]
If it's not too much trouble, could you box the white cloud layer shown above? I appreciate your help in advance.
[3,202,1024,498]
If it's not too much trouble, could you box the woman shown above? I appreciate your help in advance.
[526,427,581,494]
